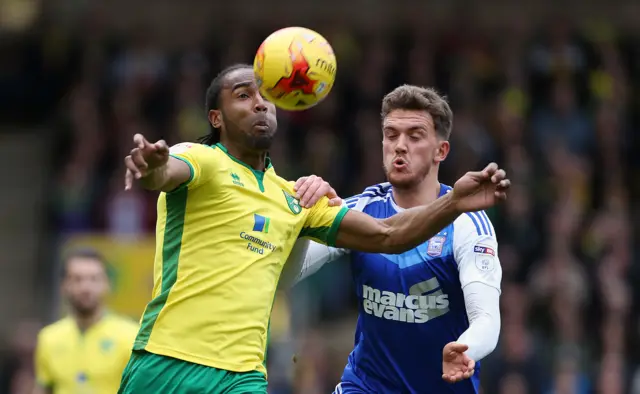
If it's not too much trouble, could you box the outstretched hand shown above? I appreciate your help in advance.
[124,134,170,190]
[451,162,510,213]
[442,342,475,384]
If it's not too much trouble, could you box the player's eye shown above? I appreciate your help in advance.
[238,92,250,99]
[384,131,398,140]
[410,134,421,141]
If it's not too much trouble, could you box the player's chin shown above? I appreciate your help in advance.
[249,133,275,150]
[386,171,416,188]
[71,301,100,316]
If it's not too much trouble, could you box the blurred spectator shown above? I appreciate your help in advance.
[0,320,39,394]
[532,78,593,157]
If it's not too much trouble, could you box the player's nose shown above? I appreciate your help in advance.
[253,94,268,112]
[395,134,408,153]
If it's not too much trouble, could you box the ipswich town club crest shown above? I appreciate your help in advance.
[426,235,446,256]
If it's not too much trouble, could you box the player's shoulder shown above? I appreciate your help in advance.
[279,178,296,194]
[452,210,497,255]
[169,142,210,156]
[170,142,218,169]
[104,314,139,331]
[103,314,140,341]
[273,179,303,206]
[344,182,392,211]
[454,210,495,238]
[439,183,494,236]
[38,317,75,343]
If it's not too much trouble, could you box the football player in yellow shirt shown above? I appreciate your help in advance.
[33,249,138,394]
[119,64,510,394]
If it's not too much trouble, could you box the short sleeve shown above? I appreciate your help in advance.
[299,197,349,247]
[169,143,214,190]
[453,212,502,292]
[34,332,52,388]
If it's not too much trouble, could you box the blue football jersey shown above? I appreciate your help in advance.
[292,182,502,394]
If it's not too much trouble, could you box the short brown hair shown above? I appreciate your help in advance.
[381,85,453,140]
[61,248,108,278]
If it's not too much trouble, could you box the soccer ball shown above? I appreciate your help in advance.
[253,27,336,111]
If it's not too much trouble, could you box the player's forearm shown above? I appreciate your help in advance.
[378,193,460,253]
[279,240,346,289]
[297,241,346,283]
[457,282,501,361]
[139,164,172,191]
[140,157,190,192]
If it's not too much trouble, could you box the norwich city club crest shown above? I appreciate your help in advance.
[283,190,302,215]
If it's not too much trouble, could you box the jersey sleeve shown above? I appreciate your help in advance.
[168,143,214,190]
[453,211,502,292]
[457,282,501,361]
[34,331,52,388]
[297,241,349,283]
[279,239,349,288]
[299,197,349,247]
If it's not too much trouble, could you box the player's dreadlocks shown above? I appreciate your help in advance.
[198,64,253,146]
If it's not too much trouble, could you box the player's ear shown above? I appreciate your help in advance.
[435,140,450,163]
[209,109,223,129]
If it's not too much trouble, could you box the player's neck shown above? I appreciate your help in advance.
[220,140,267,171]
[73,308,105,332]
[392,173,440,209]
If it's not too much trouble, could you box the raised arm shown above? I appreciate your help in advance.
[335,163,510,254]
[124,134,191,192]
[336,193,458,253]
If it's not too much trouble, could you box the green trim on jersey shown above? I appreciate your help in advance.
[299,206,349,246]
[327,206,349,246]
[134,188,188,349]
[213,143,272,193]
[169,154,195,191]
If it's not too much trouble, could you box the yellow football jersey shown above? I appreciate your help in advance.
[133,142,348,375]
[35,314,138,394]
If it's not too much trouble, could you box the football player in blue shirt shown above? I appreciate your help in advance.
[286,85,503,393]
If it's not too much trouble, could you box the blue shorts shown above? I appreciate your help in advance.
[332,364,371,394]
[333,381,367,394]
[335,360,481,394]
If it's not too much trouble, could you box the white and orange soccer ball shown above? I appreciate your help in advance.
[253,27,337,111]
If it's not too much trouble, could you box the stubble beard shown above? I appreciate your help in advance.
[247,133,274,151]
[384,163,433,190]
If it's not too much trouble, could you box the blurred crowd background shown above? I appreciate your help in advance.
[1,0,639,393]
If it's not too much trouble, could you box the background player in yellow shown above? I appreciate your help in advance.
[33,249,138,394]
[119,64,511,394]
